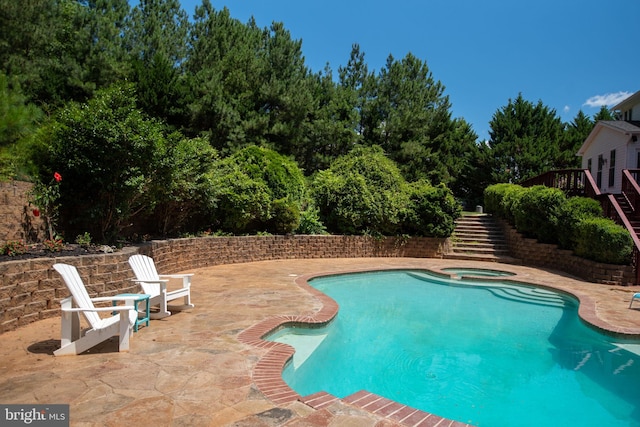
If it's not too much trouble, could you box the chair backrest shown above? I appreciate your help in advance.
[128,255,161,296]
[53,263,101,328]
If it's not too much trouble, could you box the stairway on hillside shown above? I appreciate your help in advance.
[613,194,640,237]
[446,214,519,263]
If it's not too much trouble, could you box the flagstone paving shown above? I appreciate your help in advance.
[1,258,639,426]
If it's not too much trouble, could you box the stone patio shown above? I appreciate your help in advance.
[1,258,639,426]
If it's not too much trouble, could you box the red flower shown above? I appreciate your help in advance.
[33,208,40,217]
[53,172,62,182]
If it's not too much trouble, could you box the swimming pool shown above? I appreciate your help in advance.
[268,270,640,427]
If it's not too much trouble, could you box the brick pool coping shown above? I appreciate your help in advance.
[238,266,640,427]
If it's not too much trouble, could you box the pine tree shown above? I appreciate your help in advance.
[559,110,593,169]
[488,94,564,182]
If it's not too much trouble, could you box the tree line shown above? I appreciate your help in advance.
[0,0,614,242]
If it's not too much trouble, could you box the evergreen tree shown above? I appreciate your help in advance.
[488,93,564,182]
[559,110,593,169]
[84,0,131,90]
[289,44,369,173]
[125,0,189,65]
[131,52,191,131]
[187,3,262,145]
[338,44,370,136]
[0,74,42,150]
[442,118,484,206]
[593,105,615,121]
[359,53,477,191]
[0,73,43,179]
[0,0,88,107]
[0,0,130,109]
[125,0,191,130]
[188,3,314,158]
[255,21,314,158]
[298,66,360,173]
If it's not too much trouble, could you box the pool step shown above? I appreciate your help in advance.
[488,285,570,308]
[410,271,570,308]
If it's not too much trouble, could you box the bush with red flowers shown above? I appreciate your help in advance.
[29,171,62,240]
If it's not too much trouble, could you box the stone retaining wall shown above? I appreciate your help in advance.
[498,219,636,286]
[2,226,635,335]
[0,235,447,334]
[0,181,44,245]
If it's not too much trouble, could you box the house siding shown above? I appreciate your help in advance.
[580,126,629,193]
[622,104,640,121]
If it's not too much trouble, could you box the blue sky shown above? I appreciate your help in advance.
[176,0,639,141]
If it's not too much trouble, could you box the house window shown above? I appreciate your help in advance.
[587,158,592,174]
[597,154,603,188]
[608,149,616,187]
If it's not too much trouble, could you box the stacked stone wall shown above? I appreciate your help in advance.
[2,227,635,335]
[0,235,447,333]
[498,219,635,286]
[0,181,44,245]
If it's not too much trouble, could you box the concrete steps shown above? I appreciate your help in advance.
[446,214,520,263]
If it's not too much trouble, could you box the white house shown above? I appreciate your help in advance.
[577,90,640,194]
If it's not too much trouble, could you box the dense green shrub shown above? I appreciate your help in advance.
[149,135,218,236]
[210,146,306,234]
[513,186,566,243]
[500,185,527,224]
[311,146,410,235]
[402,181,461,237]
[484,183,513,216]
[296,204,327,235]
[574,217,633,264]
[30,83,220,242]
[32,84,170,242]
[311,146,460,236]
[485,182,632,265]
[556,197,603,249]
[483,183,526,224]
[210,165,271,233]
[267,198,301,234]
[229,145,306,203]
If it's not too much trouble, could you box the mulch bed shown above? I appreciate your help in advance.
[0,243,118,262]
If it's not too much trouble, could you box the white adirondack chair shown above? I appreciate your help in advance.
[128,255,194,319]
[53,263,137,356]
[630,292,640,308]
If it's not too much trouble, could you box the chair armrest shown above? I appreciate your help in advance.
[130,278,169,284]
[159,274,192,288]
[61,306,133,313]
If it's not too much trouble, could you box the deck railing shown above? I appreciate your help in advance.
[522,169,640,285]
[520,169,599,198]
[621,169,640,215]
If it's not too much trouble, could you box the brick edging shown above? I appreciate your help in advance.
[238,270,474,426]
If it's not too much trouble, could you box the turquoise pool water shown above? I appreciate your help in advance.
[268,270,640,427]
